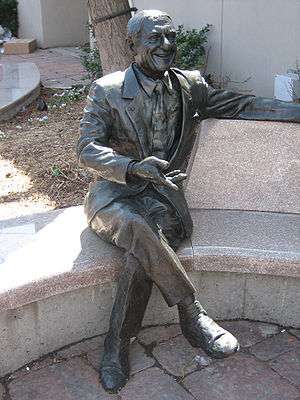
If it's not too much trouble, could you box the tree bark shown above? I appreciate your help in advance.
[88,0,134,75]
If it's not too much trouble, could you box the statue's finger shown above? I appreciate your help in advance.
[166,170,181,177]
[152,174,178,190]
[164,178,179,190]
[170,173,187,183]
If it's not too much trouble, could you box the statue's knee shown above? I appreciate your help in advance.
[127,214,150,235]
[124,253,148,279]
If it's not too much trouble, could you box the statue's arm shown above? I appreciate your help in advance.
[237,97,300,122]
[204,86,300,122]
[77,82,133,185]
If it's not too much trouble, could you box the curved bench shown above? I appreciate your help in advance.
[0,119,299,376]
[0,62,40,121]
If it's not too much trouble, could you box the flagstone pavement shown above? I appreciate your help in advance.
[1,321,299,400]
[0,47,89,89]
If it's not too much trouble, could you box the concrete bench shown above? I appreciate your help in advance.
[0,119,299,376]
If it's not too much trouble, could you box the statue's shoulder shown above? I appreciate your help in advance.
[88,70,126,102]
[93,70,126,92]
[172,68,207,86]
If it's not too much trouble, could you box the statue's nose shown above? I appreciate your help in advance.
[161,35,171,49]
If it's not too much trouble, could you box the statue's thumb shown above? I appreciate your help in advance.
[155,159,169,170]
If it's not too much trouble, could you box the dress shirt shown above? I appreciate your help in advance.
[132,63,182,160]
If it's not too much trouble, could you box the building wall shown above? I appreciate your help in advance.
[133,0,300,97]
[18,0,89,48]
[18,0,44,46]
[39,0,89,48]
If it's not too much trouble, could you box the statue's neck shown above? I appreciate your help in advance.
[136,63,166,81]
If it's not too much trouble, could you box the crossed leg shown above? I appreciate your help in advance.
[90,190,239,392]
[90,191,196,391]
[90,195,195,308]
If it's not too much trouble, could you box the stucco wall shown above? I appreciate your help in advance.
[39,0,89,48]
[133,0,300,97]
[18,0,89,48]
[18,0,44,46]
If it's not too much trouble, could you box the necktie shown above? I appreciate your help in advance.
[152,81,168,159]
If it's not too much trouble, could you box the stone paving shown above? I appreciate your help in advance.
[1,321,299,400]
[0,47,89,88]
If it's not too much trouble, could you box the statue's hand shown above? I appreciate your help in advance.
[165,170,187,184]
[130,156,180,190]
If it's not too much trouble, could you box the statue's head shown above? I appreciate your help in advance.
[127,10,176,78]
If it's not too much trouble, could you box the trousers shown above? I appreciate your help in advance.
[90,186,195,339]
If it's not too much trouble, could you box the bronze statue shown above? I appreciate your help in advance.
[78,10,300,393]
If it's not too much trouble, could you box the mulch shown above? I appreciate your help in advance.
[0,88,93,216]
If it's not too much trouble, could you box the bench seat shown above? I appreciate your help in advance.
[1,206,299,312]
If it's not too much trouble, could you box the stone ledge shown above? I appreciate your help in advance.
[0,62,40,121]
[0,206,299,312]
[192,246,300,277]
[191,209,300,278]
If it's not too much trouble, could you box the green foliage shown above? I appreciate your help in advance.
[80,45,103,81]
[175,24,211,71]
[51,165,62,177]
[0,0,18,36]
[48,87,87,110]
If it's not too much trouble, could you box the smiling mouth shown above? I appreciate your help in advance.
[153,53,173,59]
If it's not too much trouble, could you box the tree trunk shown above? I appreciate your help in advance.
[88,0,134,75]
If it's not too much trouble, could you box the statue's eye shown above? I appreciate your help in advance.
[167,32,176,41]
[149,33,161,40]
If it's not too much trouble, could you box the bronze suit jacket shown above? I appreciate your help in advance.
[77,65,300,237]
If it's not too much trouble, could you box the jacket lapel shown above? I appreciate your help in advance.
[121,66,195,163]
[169,69,194,166]
[122,66,149,158]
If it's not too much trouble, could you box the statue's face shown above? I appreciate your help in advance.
[134,16,176,77]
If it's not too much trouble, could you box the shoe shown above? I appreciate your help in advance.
[178,300,239,359]
[100,365,128,393]
[99,336,130,393]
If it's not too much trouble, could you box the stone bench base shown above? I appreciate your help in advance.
[0,206,299,376]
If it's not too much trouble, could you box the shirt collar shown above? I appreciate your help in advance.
[132,63,173,97]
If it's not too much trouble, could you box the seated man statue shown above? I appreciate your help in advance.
[78,9,300,393]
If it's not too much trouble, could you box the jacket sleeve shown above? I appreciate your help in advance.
[205,85,300,122]
[189,70,300,122]
[77,82,133,185]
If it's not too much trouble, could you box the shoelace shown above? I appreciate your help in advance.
[179,300,207,319]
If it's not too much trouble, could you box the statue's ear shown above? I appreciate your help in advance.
[127,37,137,56]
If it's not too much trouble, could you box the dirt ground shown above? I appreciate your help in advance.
[0,88,93,220]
